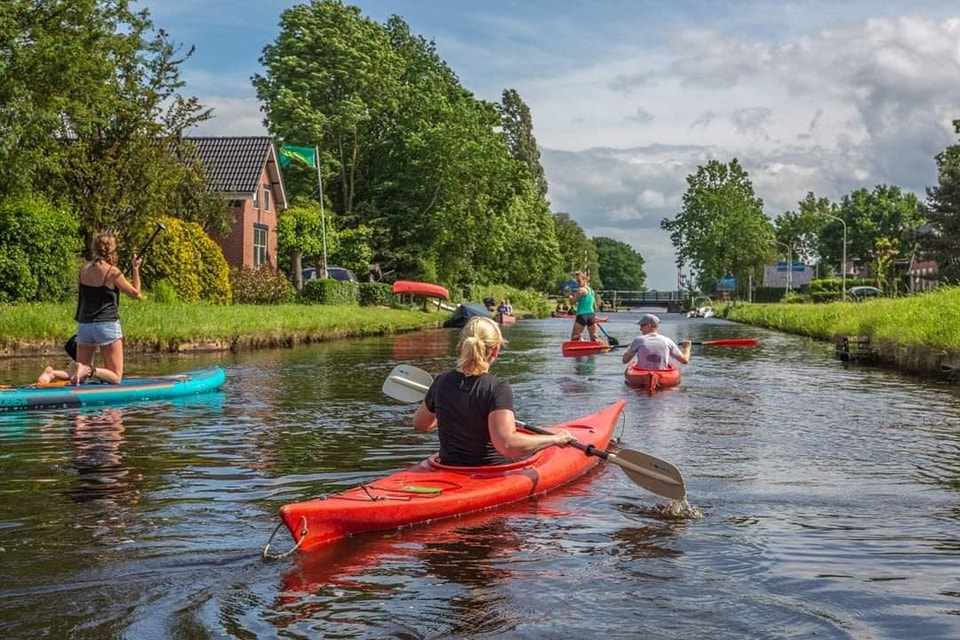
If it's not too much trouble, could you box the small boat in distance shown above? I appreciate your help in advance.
[392,280,450,300]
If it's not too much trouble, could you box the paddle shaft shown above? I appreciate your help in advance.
[137,222,166,258]
[597,322,619,346]
[691,338,757,347]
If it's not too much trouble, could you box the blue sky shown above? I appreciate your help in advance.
[140,0,960,289]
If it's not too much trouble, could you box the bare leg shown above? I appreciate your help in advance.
[71,344,95,385]
[571,321,585,341]
[97,340,124,384]
[38,366,70,385]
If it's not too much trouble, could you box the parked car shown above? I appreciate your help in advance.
[302,266,359,283]
[848,286,883,301]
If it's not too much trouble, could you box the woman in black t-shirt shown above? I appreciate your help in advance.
[412,316,573,466]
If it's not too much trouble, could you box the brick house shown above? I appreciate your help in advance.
[184,136,287,270]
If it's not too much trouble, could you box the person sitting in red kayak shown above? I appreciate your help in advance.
[621,313,691,370]
[412,316,574,465]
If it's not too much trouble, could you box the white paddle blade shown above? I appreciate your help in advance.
[382,364,433,404]
[609,448,687,501]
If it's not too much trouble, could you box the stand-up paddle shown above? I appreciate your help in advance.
[65,222,166,360]
[382,364,687,500]
[597,322,619,347]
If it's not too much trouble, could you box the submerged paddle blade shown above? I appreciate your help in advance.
[607,448,686,500]
[382,364,433,403]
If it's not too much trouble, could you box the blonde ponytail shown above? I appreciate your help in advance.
[457,316,506,376]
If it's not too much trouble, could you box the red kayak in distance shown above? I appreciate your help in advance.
[561,340,610,357]
[624,364,681,391]
[392,280,450,300]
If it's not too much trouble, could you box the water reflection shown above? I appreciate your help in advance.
[68,407,141,505]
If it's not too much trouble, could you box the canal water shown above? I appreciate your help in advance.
[2,311,960,639]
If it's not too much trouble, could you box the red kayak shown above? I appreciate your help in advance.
[497,313,516,325]
[553,312,609,323]
[624,364,681,391]
[561,340,610,357]
[392,280,450,300]
[277,400,626,553]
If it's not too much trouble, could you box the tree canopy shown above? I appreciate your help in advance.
[253,0,563,291]
[592,237,646,291]
[661,158,773,296]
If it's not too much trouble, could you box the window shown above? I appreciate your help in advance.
[254,224,268,267]
[263,186,270,211]
[253,188,259,210]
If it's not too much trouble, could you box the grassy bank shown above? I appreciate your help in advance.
[718,286,960,378]
[0,302,444,357]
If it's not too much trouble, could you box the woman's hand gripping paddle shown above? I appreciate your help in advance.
[382,364,686,500]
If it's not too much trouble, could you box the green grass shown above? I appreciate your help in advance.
[0,301,444,353]
[719,286,960,350]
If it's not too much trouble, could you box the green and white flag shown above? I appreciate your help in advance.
[278,145,316,168]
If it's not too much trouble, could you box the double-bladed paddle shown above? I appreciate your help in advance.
[382,364,687,500]
[691,338,757,347]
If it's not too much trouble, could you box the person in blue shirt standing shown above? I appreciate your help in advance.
[565,271,602,343]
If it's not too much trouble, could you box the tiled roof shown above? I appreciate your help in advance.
[182,136,274,194]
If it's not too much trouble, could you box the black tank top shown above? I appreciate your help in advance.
[75,263,120,323]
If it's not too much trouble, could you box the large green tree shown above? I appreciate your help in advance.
[552,212,600,288]
[661,158,773,296]
[921,143,960,283]
[254,1,562,291]
[0,0,220,240]
[592,236,646,291]
[500,89,548,200]
[833,185,926,278]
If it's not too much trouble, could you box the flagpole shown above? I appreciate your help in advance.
[314,145,328,278]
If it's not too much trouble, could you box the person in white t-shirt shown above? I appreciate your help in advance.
[621,313,691,370]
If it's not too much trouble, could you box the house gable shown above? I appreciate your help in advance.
[183,136,287,270]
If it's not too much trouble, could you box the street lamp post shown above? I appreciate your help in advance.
[820,212,847,301]
[774,240,793,294]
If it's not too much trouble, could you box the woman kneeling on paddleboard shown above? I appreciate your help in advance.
[412,316,574,465]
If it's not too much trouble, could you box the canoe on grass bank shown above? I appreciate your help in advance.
[392,280,450,300]
[0,366,226,412]
[624,364,681,391]
[277,399,626,553]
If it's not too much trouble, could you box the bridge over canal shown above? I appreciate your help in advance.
[598,290,685,314]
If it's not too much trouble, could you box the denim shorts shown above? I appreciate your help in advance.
[76,321,123,346]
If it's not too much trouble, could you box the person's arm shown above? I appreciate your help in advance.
[488,409,573,458]
[673,340,692,365]
[112,256,142,300]
[621,339,639,364]
[412,401,437,432]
